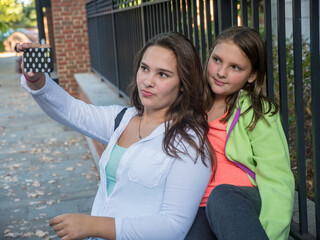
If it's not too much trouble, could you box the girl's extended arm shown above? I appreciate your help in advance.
[21,73,124,145]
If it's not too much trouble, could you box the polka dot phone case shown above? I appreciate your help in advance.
[23,48,54,73]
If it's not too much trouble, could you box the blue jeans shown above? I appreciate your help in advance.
[185,184,269,240]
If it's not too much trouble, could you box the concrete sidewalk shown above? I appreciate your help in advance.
[0,55,99,239]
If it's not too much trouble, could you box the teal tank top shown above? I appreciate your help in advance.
[105,144,127,195]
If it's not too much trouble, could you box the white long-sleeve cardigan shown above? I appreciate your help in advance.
[21,74,211,240]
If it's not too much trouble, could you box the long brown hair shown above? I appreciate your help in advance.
[203,26,279,130]
[130,32,214,166]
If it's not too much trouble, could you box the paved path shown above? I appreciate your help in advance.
[0,55,99,239]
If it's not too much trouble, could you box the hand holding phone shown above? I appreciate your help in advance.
[23,48,54,73]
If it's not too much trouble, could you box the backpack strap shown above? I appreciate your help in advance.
[114,107,128,131]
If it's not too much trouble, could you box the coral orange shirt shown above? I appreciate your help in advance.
[200,114,254,207]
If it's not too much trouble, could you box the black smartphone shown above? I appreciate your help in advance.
[23,48,54,73]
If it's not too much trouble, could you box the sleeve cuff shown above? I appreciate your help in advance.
[20,73,52,95]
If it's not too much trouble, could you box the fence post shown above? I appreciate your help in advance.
[292,0,308,237]
[264,0,274,99]
[310,0,320,237]
[277,0,289,141]
[215,0,232,34]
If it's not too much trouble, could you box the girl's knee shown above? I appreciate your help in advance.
[206,185,261,217]
[206,185,235,218]
[207,184,238,205]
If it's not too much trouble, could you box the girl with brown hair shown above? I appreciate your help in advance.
[186,26,294,240]
[18,32,213,240]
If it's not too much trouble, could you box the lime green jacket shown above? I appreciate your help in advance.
[225,91,295,240]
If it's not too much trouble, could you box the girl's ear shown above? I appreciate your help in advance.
[248,72,257,83]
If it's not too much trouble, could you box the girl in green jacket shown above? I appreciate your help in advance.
[185,26,295,240]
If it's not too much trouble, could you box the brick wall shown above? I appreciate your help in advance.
[50,0,91,97]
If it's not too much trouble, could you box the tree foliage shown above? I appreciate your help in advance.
[0,0,23,33]
[19,0,37,28]
[0,0,36,34]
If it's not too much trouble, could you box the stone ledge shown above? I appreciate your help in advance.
[75,72,130,106]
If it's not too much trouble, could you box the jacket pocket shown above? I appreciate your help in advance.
[128,150,173,188]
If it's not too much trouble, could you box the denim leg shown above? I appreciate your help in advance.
[185,207,217,240]
[205,184,269,240]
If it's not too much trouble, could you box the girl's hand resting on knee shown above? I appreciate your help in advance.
[50,213,116,240]
[50,213,92,240]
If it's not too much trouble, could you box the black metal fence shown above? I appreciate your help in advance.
[86,0,319,239]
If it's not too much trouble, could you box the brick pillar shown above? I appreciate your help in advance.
[50,0,91,97]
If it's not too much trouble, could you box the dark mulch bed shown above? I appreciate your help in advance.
[289,117,314,201]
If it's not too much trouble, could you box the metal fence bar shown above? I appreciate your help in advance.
[96,16,103,74]
[251,0,259,31]
[159,3,163,33]
[150,5,154,37]
[161,3,166,32]
[291,0,308,237]
[159,3,163,34]
[198,0,206,63]
[240,0,248,26]
[149,5,153,36]
[156,4,159,35]
[95,15,116,85]
[156,4,160,34]
[167,1,173,31]
[216,0,232,34]
[205,0,212,50]
[310,0,320,238]
[163,2,168,32]
[182,0,187,35]
[114,8,144,95]
[276,0,289,140]
[193,0,199,49]
[176,0,182,32]
[213,0,218,36]
[86,17,99,73]
[231,0,237,26]
[152,5,157,35]
[264,0,274,99]
[141,5,146,44]
[186,0,192,40]
[162,2,166,32]
[144,7,150,40]
[165,2,172,31]
[172,0,177,31]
